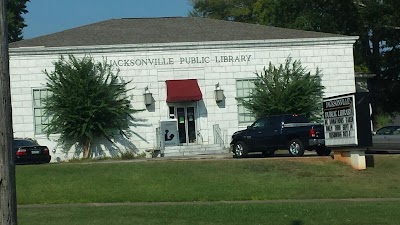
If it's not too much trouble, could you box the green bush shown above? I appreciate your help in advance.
[243,57,324,120]
[374,113,393,130]
[135,152,146,159]
[67,156,112,163]
[120,152,135,160]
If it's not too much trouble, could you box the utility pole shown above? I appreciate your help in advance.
[0,0,18,224]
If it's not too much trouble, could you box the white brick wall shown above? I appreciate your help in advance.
[9,38,357,161]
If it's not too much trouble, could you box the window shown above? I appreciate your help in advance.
[169,106,175,119]
[236,79,256,123]
[376,127,392,135]
[33,89,51,134]
[393,127,400,135]
[251,118,267,129]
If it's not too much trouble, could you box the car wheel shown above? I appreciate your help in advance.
[316,147,331,156]
[288,139,305,156]
[262,150,274,157]
[233,141,248,158]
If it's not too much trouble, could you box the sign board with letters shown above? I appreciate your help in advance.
[323,92,372,148]
[323,94,358,146]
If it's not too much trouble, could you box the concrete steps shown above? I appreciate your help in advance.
[163,144,229,157]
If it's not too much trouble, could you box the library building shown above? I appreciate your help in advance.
[9,17,359,161]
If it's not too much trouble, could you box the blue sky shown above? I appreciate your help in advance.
[23,0,192,39]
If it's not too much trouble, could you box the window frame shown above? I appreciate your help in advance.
[33,88,51,135]
[236,79,257,124]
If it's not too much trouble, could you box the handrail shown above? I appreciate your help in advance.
[213,124,225,148]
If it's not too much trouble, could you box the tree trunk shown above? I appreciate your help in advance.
[82,140,90,159]
[0,0,18,224]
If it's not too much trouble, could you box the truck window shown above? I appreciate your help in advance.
[251,118,267,129]
[269,116,282,128]
[284,115,309,123]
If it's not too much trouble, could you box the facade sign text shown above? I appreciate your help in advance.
[108,54,252,67]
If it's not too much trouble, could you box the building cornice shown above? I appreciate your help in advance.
[9,36,359,56]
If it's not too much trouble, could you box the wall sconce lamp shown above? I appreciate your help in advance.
[143,86,153,106]
[214,83,224,102]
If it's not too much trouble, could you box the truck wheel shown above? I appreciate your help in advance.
[262,150,274,157]
[316,147,331,156]
[233,141,248,158]
[288,139,305,156]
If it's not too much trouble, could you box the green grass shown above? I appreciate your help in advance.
[15,155,400,224]
[16,155,400,205]
[18,202,400,225]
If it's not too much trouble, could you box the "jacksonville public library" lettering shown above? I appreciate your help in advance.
[108,54,252,67]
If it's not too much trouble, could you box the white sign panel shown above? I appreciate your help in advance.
[323,94,358,146]
[160,119,179,147]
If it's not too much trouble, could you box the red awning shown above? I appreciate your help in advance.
[166,79,203,103]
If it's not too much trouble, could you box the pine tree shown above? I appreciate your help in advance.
[7,0,29,42]
[44,55,142,158]
[243,57,324,120]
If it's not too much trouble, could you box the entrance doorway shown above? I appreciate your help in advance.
[169,105,197,145]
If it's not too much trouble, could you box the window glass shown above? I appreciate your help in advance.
[252,118,267,129]
[169,106,175,119]
[393,127,400,135]
[285,115,309,123]
[14,139,36,147]
[33,89,50,134]
[236,79,257,123]
[237,90,245,98]
[376,127,392,135]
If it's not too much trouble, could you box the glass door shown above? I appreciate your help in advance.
[186,107,196,144]
[177,107,187,144]
[174,106,197,145]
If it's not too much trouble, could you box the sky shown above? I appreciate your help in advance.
[23,0,193,39]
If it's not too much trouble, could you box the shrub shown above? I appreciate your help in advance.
[374,113,393,130]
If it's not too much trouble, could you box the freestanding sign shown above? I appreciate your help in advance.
[159,119,179,151]
[323,94,358,146]
[323,92,372,170]
[323,92,372,148]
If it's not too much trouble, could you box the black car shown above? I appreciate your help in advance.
[13,138,51,164]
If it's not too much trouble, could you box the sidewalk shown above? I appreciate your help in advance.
[148,152,234,161]
[18,197,400,208]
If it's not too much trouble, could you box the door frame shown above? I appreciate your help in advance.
[167,102,198,145]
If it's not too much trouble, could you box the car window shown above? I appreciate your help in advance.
[376,127,392,135]
[393,127,400,135]
[251,118,266,129]
[270,116,282,128]
[13,139,37,148]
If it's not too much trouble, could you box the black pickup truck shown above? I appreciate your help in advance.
[230,114,329,157]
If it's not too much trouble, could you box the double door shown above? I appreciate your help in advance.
[169,105,197,145]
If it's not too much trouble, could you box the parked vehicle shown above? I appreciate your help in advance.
[13,138,51,164]
[230,114,329,158]
[369,125,400,151]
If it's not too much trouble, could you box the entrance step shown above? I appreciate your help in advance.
[163,144,229,157]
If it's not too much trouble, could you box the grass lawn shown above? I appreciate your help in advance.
[18,202,400,225]
[15,154,400,224]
